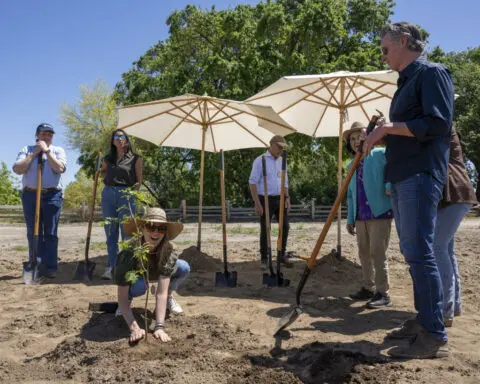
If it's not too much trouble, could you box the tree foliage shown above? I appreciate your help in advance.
[0,162,21,205]
[112,0,394,207]
[62,169,103,209]
[60,79,118,177]
[429,47,480,169]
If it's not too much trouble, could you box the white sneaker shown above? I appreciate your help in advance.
[101,266,112,280]
[167,295,183,314]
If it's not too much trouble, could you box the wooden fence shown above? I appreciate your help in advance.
[0,199,347,223]
[2,201,478,223]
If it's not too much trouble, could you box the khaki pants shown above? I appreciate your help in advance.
[355,218,392,294]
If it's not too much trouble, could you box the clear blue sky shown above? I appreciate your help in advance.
[1,0,479,187]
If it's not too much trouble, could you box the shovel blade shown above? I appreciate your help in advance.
[215,271,237,287]
[22,261,45,285]
[263,273,278,287]
[73,260,96,281]
[88,301,118,313]
[273,305,303,336]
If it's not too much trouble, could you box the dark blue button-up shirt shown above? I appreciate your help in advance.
[385,58,454,184]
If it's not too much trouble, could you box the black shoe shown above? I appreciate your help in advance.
[367,292,392,309]
[349,287,374,300]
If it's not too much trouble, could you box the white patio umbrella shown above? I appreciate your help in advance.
[247,70,398,257]
[117,94,295,250]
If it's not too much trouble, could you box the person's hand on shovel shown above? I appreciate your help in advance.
[346,224,356,236]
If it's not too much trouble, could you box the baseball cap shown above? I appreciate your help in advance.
[36,123,55,134]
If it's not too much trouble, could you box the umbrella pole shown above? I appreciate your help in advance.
[336,106,345,260]
[197,125,207,250]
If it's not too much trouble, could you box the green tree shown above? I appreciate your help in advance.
[113,0,394,207]
[0,162,21,205]
[60,79,117,176]
[429,47,480,169]
[63,169,103,209]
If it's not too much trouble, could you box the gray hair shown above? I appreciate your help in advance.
[380,22,425,53]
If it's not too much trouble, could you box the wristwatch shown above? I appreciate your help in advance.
[45,149,51,154]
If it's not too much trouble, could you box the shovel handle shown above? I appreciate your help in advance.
[294,114,380,305]
[85,152,102,262]
[276,150,287,278]
[262,155,274,274]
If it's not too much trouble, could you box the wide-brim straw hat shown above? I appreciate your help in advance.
[123,207,184,240]
[342,121,365,142]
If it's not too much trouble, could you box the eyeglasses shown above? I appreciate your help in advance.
[145,223,168,232]
[114,134,127,140]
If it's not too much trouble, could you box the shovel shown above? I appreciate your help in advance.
[22,152,45,284]
[74,152,102,281]
[215,150,237,287]
[275,150,290,287]
[274,114,380,335]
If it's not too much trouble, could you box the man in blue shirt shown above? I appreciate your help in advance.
[364,22,454,359]
[13,123,67,279]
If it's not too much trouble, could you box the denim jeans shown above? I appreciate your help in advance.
[101,186,136,267]
[390,173,447,341]
[128,259,191,300]
[21,189,63,273]
[433,203,472,320]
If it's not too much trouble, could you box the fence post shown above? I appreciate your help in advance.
[80,200,87,222]
[311,198,315,220]
[181,200,187,220]
[226,200,231,221]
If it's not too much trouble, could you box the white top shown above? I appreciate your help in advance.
[249,150,288,196]
[13,144,67,189]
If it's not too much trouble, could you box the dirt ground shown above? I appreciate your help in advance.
[0,218,479,384]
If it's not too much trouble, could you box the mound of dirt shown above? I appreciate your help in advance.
[311,250,362,284]
[179,245,222,272]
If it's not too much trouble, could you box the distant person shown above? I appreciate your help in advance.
[12,123,67,278]
[364,22,454,359]
[100,129,143,280]
[249,135,292,270]
[114,207,190,343]
[344,122,393,309]
[434,129,477,327]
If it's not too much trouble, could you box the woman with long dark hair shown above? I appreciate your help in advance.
[100,129,143,279]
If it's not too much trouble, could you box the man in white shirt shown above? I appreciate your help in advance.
[249,135,292,270]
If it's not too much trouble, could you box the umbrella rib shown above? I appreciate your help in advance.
[346,78,370,121]
[170,100,204,125]
[209,111,243,125]
[344,82,393,106]
[205,101,217,153]
[311,91,336,137]
[166,111,199,124]
[205,98,230,123]
[118,100,199,130]
[346,94,387,108]
[208,103,269,147]
[356,75,397,87]
[210,99,295,132]
[304,78,342,109]
[276,77,338,114]
[318,77,342,107]
[159,102,202,146]
[342,76,360,105]
[247,78,331,102]
[117,96,198,110]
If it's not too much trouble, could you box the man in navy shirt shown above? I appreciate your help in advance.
[364,22,454,359]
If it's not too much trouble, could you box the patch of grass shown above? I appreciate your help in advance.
[271,227,279,236]
[295,233,308,240]
[174,239,194,246]
[295,223,305,230]
[13,245,29,252]
[230,225,257,235]
[89,242,106,251]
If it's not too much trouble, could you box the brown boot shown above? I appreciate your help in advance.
[280,255,293,268]
[388,328,449,359]
[385,318,421,341]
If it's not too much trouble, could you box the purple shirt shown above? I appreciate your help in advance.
[356,160,393,221]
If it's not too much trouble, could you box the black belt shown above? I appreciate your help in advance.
[24,187,59,193]
[260,195,280,198]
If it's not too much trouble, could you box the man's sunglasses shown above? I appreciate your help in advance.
[114,134,127,140]
[145,223,168,232]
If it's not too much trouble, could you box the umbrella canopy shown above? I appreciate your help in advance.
[247,70,398,136]
[247,70,398,257]
[117,94,296,250]
[118,94,295,151]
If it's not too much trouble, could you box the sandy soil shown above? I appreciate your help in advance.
[0,218,479,383]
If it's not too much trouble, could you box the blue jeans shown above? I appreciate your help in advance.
[128,259,191,299]
[101,186,136,267]
[390,173,446,341]
[21,189,63,273]
[433,203,472,320]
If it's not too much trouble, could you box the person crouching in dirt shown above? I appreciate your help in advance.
[344,122,393,309]
[114,207,190,343]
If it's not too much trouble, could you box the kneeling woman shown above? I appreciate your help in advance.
[114,207,190,343]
